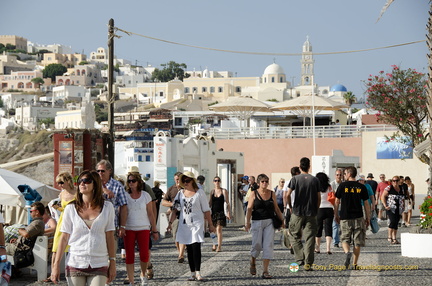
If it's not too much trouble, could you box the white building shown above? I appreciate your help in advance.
[55,93,96,130]
[16,104,67,130]
[51,85,87,103]
[27,41,73,54]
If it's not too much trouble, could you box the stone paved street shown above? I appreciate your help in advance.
[10,217,432,286]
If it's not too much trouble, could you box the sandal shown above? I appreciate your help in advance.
[250,263,257,275]
[43,277,52,283]
[187,275,196,281]
[146,263,154,279]
[391,239,400,244]
[216,247,221,252]
[387,237,392,242]
[196,274,207,282]
[212,246,216,251]
[261,272,273,279]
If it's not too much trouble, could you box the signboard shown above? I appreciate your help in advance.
[59,141,73,174]
[376,137,413,159]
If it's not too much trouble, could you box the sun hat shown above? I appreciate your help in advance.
[367,173,374,179]
[128,166,141,174]
[179,171,198,188]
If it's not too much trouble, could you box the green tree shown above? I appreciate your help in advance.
[365,65,429,163]
[0,97,3,108]
[31,77,44,88]
[94,103,108,123]
[43,63,67,82]
[343,91,356,106]
[151,61,190,82]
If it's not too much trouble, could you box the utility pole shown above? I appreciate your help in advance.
[108,18,115,167]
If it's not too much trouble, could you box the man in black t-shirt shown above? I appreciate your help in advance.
[286,157,321,269]
[335,166,370,270]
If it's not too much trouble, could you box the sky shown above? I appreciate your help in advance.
[1,0,429,102]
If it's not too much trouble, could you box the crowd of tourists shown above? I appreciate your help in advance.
[0,157,417,285]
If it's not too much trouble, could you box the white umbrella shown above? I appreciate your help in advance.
[271,93,348,155]
[0,168,60,207]
[209,96,273,127]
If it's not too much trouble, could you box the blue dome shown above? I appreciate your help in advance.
[330,84,347,92]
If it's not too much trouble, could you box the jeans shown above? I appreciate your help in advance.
[332,219,340,245]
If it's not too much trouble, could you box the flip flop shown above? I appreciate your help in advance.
[261,272,273,279]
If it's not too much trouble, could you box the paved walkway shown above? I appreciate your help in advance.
[10,217,432,286]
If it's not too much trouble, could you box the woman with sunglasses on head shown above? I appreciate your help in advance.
[245,174,284,279]
[167,171,215,282]
[44,172,76,283]
[381,176,405,244]
[123,171,159,286]
[51,170,116,286]
[209,176,231,252]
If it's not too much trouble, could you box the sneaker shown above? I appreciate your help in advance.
[333,243,339,248]
[377,219,382,223]
[141,276,149,286]
[344,252,352,269]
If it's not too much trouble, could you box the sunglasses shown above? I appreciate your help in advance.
[96,170,106,173]
[30,209,37,213]
[57,181,64,185]
[78,177,93,184]
[261,180,269,183]
[182,178,192,184]
[128,179,137,183]
[392,179,399,182]
[214,179,221,182]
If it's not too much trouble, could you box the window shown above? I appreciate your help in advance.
[192,87,197,93]
[280,77,283,82]
[210,86,215,93]
[159,91,163,97]
[235,86,241,92]
[175,118,183,126]
[146,173,151,178]
[271,77,275,83]
[145,155,151,162]
[185,87,190,93]
[202,87,207,93]
[218,87,223,93]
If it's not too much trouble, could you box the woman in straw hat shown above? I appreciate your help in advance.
[167,171,215,282]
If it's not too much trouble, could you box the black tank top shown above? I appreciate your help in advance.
[211,192,225,213]
[252,190,274,220]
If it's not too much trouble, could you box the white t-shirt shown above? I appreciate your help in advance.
[125,191,152,231]
[61,201,115,269]
[282,179,295,209]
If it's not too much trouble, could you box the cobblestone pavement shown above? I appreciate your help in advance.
[10,217,432,286]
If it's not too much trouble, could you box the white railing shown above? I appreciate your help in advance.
[199,124,399,140]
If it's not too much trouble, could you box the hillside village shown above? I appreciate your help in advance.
[0,34,355,135]
[2,33,426,198]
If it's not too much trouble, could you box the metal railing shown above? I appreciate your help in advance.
[199,124,399,140]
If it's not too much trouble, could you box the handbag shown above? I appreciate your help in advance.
[272,215,283,229]
[327,191,336,205]
[370,212,380,234]
[13,248,34,269]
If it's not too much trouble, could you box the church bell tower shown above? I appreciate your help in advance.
[301,36,315,86]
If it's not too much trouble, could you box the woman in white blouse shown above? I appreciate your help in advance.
[51,170,116,286]
[124,171,159,286]
[167,171,215,282]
